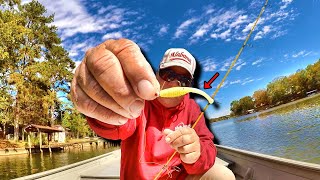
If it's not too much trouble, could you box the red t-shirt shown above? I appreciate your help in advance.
[87,95,216,179]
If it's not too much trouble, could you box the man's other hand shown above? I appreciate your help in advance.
[163,127,201,164]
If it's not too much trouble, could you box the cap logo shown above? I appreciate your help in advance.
[170,52,191,64]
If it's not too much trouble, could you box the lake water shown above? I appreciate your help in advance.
[0,144,118,180]
[211,94,320,164]
[1,95,319,179]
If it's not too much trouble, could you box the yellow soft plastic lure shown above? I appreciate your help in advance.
[159,87,214,104]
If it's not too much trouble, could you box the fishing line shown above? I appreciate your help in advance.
[153,0,269,179]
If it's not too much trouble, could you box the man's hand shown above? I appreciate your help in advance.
[163,127,201,164]
[71,39,160,125]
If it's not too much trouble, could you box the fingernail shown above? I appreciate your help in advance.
[129,99,144,117]
[138,80,157,99]
[165,137,170,143]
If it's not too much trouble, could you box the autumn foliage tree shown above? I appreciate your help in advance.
[230,59,320,116]
[253,89,268,108]
[1,0,75,141]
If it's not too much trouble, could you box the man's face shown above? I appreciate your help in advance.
[156,66,192,108]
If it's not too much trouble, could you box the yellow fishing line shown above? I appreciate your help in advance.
[153,0,269,179]
[160,87,214,104]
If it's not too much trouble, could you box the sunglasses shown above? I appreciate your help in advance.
[159,68,193,87]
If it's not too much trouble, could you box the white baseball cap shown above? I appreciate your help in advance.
[159,48,196,78]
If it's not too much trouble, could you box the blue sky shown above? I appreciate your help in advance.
[25,0,320,118]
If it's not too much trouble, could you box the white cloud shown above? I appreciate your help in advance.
[175,0,296,43]
[280,0,293,10]
[220,80,229,88]
[230,80,241,85]
[235,36,246,40]
[254,25,272,40]
[201,58,218,72]
[242,22,254,33]
[220,61,230,71]
[252,58,263,65]
[219,29,231,39]
[219,58,247,71]
[174,18,198,39]
[235,62,246,70]
[229,77,263,86]
[68,42,88,57]
[193,28,208,38]
[211,29,232,40]
[158,25,169,36]
[230,15,248,29]
[102,32,123,40]
[292,50,306,58]
[249,0,264,9]
[291,50,313,58]
[241,78,255,85]
[191,10,241,41]
[242,17,265,33]
[35,0,140,40]
[271,30,288,39]
[302,51,312,57]
[97,5,117,15]
[61,36,98,61]
[206,8,214,14]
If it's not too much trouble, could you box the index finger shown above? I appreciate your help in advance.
[105,39,160,99]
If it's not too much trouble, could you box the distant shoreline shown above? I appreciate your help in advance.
[210,93,320,123]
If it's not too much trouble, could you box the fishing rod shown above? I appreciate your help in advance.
[153,0,269,179]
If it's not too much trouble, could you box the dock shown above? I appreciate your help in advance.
[29,139,116,153]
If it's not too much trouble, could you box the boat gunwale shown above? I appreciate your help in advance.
[216,144,320,171]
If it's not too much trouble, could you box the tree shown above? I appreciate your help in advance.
[0,86,13,139]
[266,77,291,105]
[238,96,255,114]
[62,108,91,139]
[305,60,320,91]
[230,100,242,116]
[253,89,268,108]
[0,0,74,141]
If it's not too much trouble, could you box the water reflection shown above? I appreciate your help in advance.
[211,95,320,164]
[0,144,118,180]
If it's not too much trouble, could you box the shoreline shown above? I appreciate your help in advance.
[0,148,29,156]
[0,138,108,155]
[211,93,320,123]
[254,93,320,116]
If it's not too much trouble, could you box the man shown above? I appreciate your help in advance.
[71,39,235,180]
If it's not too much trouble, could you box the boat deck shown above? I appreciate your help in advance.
[80,150,231,180]
[16,149,230,180]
